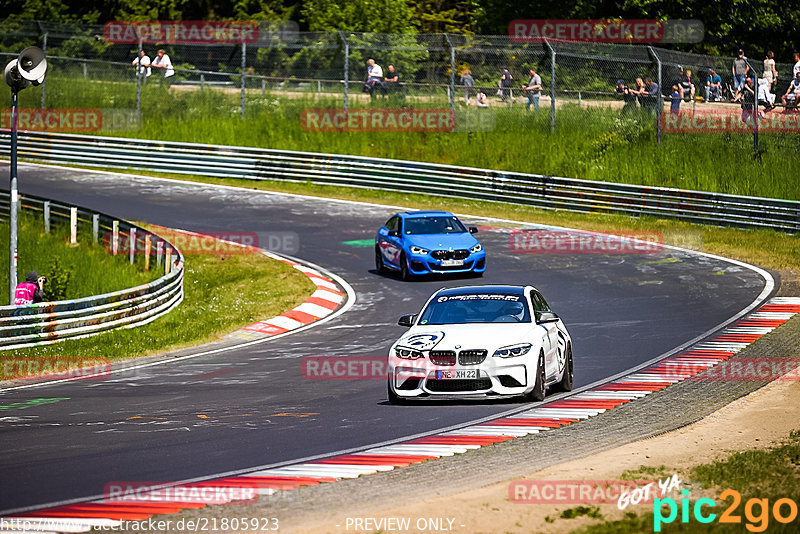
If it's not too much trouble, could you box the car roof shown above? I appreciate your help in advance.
[434,285,531,297]
[399,210,454,218]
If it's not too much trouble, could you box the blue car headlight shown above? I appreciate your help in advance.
[492,343,532,358]
[409,246,429,255]
[394,347,425,359]
[470,243,483,253]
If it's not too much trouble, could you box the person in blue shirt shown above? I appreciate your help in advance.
[668,84,682,113]
[705,69,722,102]
[643,77,661,114]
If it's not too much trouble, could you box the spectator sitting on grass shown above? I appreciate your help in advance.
[678,68,696,101]
[476,91,489,107]
[731,49,750,102]
[14,271,45,306]
[667,84,682,114]
[460,68,474,104]
[705,69,722,102]
[781,71,800,108]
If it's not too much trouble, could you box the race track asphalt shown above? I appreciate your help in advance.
[0,163,771,513]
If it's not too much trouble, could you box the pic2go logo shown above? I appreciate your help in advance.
[654,489,799,532]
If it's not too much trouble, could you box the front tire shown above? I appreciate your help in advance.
[552,343,573,393]
[387,378,406,405]
[399,252,412,281]
[525,351,546,402]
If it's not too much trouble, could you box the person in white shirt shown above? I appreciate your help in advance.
[151,49,175,85]
[131,50,151,79]
[793,52,800,78]
[364,58,384,95]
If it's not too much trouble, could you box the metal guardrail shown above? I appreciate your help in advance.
[0,190,184,350]
[1,131,798,232]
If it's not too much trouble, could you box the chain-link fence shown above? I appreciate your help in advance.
[2,19,797,146]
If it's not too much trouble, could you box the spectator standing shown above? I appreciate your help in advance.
[460,68,475,105]
[763,51,777,90]
[615,79,637,114]
[731,49,750,102]
[14,271,45,306]
[499,66,512,102]
[629,77,646,105]
[740,76,756,124]
[678,68,696,101]
[667,84,681,114]
[151,49,175,86]
[643,77,661,114]
[781,71,800,108]
[522,68,542,111]
[131,50,151,79]
[705,69,722,102]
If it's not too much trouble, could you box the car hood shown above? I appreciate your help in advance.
[394,323,537,351]
[405,232,479,251]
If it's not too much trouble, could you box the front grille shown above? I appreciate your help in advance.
[427,378,492,392]
[458,349,487,365]
[429,350,456,366]
[430,249,470,260]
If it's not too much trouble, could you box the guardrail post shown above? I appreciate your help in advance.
[43,201,50,233]
[92,214,99,243]
[112,220,119,255]
[262,78,266,97]
[200,74,205,91]
[165,247,172,275]
[156,240,164,267]
[69,207,78,244]
[144,235,151,271]
[317,80,321,101]
[578,91,582,106]
[129,227,136,265]
[82,62,87,78]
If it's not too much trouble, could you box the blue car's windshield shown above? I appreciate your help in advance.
[418,293,531,324]
[404,216,466,235]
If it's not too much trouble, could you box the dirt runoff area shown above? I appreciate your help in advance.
[295,373,800,534]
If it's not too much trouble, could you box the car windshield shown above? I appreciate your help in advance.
[418,293,531,324]
[404,216,466,235]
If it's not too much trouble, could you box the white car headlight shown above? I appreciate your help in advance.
[394,347,425,359]
[470,243,483,253]
[409,246,429,255]
[492,343,532,358]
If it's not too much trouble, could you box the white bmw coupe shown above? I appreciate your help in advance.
[388,285,573,403]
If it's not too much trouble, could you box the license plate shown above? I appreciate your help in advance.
[436,369,478,380]
[441,259,464,267]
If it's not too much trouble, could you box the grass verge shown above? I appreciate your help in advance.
[2,222,316,363]
[0,212,161,303]
[571,431,800,533]
[4,80,800,199]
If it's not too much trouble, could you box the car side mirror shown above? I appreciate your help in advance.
[398,314,416,327]
[469,226,478,234]
[537,311,559,323]
[388,230,399,237]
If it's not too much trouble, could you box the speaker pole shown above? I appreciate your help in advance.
[8,88,19,303]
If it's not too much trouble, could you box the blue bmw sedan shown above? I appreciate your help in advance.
[375,211,486,280]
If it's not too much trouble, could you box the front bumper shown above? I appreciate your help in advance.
[389,356,533,398]
[406,251,487,275]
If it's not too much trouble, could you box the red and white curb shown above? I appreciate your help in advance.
[4,297,799,531]
[227,253,347,341]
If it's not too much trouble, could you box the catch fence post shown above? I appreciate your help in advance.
[43,201,50,233]
[92,214,99,243]
[129,227,136,265]
[69,207,78,244]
